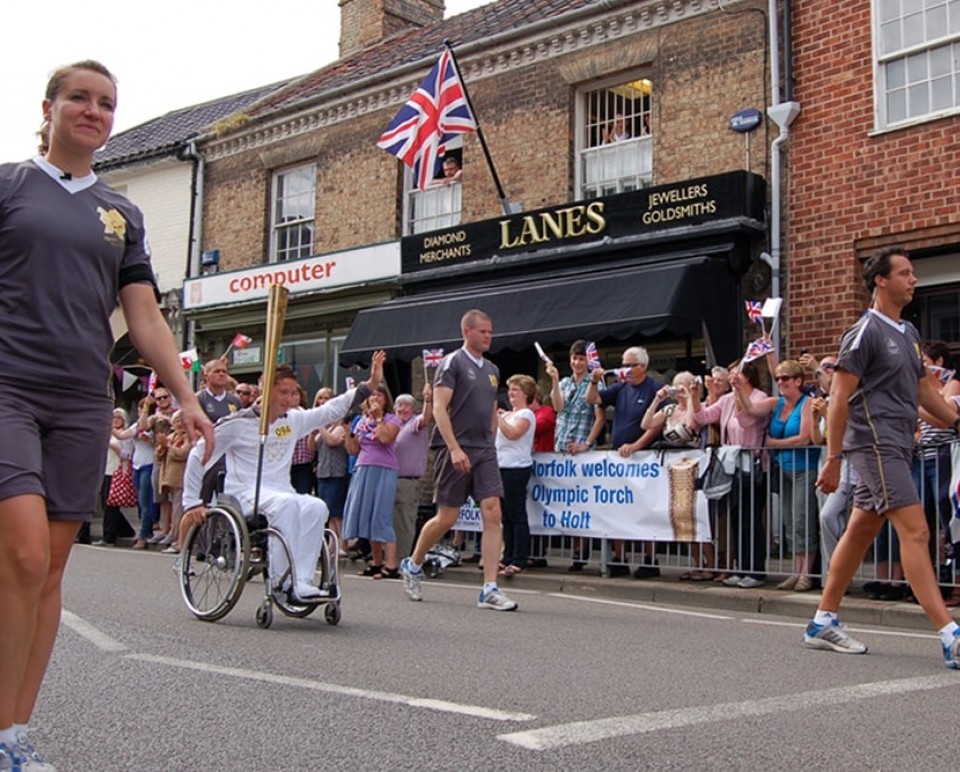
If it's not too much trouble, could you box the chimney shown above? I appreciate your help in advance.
[339,0,445,59]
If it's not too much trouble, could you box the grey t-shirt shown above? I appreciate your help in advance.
[0,160,156,396]
[431,348,500,449]
[837,309,924,451]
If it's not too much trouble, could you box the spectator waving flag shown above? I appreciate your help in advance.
[585,341,602,371]
[745,300,764,324]
[741,336,775,364]
[377,49,477,190]
[422,348,445,367]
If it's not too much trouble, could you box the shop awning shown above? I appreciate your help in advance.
[339,256,741,366]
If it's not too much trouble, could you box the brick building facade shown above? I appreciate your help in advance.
[188,0,773,397]
[788,0,960,357]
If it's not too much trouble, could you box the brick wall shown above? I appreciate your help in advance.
[204,1,768,264]
[788,0,960,356]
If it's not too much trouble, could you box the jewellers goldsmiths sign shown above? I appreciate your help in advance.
[401,170,763,274]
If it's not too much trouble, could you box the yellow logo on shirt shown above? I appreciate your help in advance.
[489,374,498,388]
[274,424,292,437]
[97,207,126,246]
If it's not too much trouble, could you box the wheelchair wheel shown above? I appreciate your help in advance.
[255,600,273,629]
[324,602,341,626]
[179,506,250,621]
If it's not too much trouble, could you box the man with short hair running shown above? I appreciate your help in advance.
[400,309,517,610]
[808,248,960,667]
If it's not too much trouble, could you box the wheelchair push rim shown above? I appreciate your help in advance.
[179,506,250,621]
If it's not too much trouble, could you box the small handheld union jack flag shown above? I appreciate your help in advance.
[585,341,602,371]
[742,336,774,364]
[745,300,764,324]
[422,348,445,367]
[377,50,477,190]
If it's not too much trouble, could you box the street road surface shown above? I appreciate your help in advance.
[35,545,959,770]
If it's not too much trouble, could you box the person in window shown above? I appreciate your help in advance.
[439,155,462,185]
[602,113,630,144]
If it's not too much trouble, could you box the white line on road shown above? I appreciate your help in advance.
[547,593,733,619]
[61,610,128,653]
[498,673,958,750]
[125,652,536,723]
[741,617,935,640]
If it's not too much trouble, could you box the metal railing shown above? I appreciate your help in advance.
[452,441,960,593]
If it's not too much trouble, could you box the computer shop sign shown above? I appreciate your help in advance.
[183,242,399,310]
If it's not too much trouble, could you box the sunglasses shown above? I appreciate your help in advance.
[774,375,797,383]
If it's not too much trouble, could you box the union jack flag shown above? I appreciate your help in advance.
[585,341,602,371]
[423,348,445,367]
[377,50,477,190]
[745,300,764,324]
[146,371,158,394]
[613,367,631,382]
[742,336,775,364]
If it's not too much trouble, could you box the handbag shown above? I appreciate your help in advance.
[107,459,138,508]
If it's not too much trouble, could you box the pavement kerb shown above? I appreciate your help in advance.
[437,564,935,631]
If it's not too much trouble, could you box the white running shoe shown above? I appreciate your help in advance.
[14,730,57,771]
[942,629,960,669]
[803,619,868,654]
[293,581,323,601]
[477,588,518,611]
[400,557,423,601]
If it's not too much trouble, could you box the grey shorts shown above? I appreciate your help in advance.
[848,445,919,516]
[433,446,503,508]
[0,384,112,521]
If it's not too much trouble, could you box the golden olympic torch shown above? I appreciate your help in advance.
[252,284,289,517]
[257,284,290,437]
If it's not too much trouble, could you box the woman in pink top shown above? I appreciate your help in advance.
[691,362,770,589]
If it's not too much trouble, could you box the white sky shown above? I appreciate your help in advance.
[1,0,493,162]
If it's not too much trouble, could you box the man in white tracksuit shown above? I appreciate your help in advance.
[182,352,386,602]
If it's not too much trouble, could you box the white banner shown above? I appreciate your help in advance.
[183,241,400,310]
[454,450,711,542]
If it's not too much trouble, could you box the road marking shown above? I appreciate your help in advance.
[498,673,957,750]
[125,652,535,722]
[742,617,935,639]
[548,593,732,620]
[61,610,128,653]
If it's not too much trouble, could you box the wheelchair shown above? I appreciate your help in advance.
[178,495,342,629]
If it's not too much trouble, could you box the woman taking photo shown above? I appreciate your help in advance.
[0,61,213,769]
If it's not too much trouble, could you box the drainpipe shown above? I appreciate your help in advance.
[179,138,206,365]
[760,0,799,347]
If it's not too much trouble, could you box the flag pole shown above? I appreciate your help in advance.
[443,39,511,215]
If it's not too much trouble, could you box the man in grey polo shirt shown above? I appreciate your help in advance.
[400,309,518,611]
[806,248,960,667]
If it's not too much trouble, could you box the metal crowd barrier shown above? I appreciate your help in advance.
[454,441,960,593]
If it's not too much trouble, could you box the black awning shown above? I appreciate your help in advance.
[340,256,741,367]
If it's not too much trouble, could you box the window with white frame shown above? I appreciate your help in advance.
[577,77,653,199]
[270,164,316,262]
[404,139,463,235]
[875,0,960,128]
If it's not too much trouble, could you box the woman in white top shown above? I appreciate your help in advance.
[496,375,537,575]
